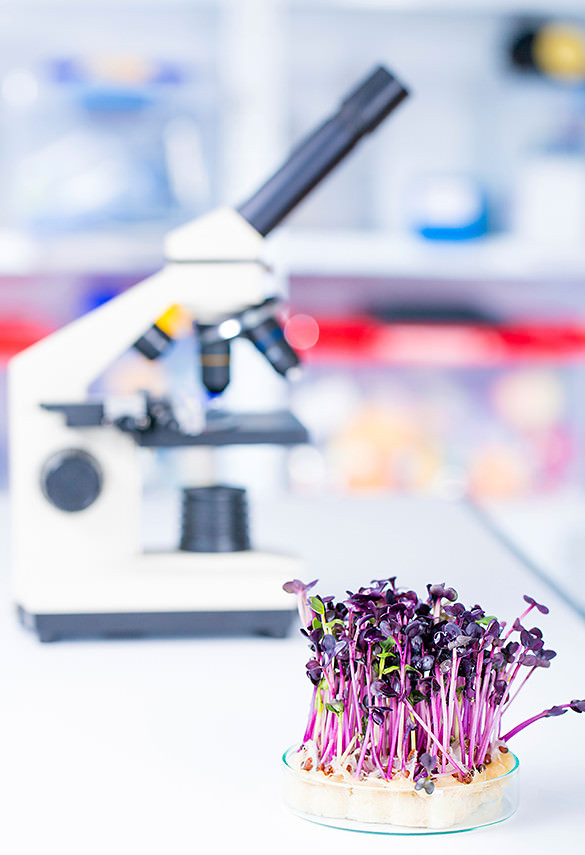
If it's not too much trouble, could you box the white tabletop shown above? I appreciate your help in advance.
[481,488,585,619]
[1,493,584,854]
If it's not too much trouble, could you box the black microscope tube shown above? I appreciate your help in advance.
[199,335,231,394]
[237,66,408,237]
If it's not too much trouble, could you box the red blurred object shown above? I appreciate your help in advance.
[301,316,585,366]
[284,313,320,350]
[0,318,53,366]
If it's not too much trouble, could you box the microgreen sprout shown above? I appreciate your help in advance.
[285,578,584,791]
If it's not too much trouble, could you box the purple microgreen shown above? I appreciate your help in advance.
[291,578,582,790]
[502,701,583,741]
[321,633,335,652]
[523,594,550,615]
[540,649,556,661]
[420,752,437,773]
[519,652,550,668]
[284,578,319,627]
[529,627,543,638]
[283,579,317,595]
[370,707,386,726]
[428,583,445,598]
[443,602,465,618]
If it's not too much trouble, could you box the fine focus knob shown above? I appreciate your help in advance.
[41,450,102,512]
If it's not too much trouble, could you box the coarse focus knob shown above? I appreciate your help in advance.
[41,450,103,512]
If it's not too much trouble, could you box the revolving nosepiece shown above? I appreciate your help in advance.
[195,298,300,395]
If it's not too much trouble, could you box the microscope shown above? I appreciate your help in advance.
[9,66,408,641]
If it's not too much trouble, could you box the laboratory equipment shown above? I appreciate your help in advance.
[9,65,408,641]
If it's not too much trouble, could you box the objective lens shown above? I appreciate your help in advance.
[197,324,231,394]
[246,316,300,377]
[133,324,172,360]
[133,305,189,360]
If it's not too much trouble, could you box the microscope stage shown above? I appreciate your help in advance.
[42,402,309,448]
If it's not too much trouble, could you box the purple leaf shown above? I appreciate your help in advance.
[443,602,465,618]
[283,578,317,595]
[545,705,568,717]
[523,594,549,615]
[321,634,336,653]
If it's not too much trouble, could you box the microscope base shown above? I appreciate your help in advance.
[14,549,301,641]
[17,605,296,643]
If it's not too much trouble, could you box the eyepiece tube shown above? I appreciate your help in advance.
[237,66,408,237]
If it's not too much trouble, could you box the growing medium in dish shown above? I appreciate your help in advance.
[283,578,585,830]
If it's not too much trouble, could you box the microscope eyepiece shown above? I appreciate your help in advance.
[237,65,408,237]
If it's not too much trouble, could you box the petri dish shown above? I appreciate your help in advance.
[283,745,519,835]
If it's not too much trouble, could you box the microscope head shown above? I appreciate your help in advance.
[139,66,408,397]
[195,65,409,396]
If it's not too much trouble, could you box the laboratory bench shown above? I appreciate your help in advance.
[1,491,584,854]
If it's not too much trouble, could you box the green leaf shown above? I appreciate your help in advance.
[310,596,325,615]
[361,714,368,737]
[478,615,497,627]
[312,617,321,630]
[325,700,344,716]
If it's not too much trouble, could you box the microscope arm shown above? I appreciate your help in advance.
[11,210,266,406]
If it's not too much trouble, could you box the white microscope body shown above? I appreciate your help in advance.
[9,66,408,640]
[10,209,303,640]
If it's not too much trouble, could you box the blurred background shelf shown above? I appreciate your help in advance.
[3,0,585,278]
[0,227,164,275]
[302,0,585,14]
[271,231,585,281]
[8,229,585,280]
[4,0,585,515]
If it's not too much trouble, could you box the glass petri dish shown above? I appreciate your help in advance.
[283,745,519,835]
